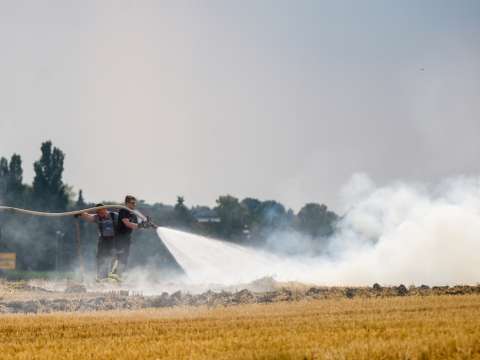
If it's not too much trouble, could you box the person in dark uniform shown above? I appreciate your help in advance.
[114,195,143,277]
[78,204,118,280]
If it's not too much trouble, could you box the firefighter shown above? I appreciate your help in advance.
[78,204,118,280]
[114,195,147,277]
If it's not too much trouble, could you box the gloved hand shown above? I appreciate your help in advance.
[146,216,158,228]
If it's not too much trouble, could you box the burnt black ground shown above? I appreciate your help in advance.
[1,280,479,314]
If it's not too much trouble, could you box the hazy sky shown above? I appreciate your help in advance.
[1,1,479,211]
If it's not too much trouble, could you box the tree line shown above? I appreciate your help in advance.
[0,141,339,272]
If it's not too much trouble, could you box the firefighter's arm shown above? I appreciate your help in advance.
[76,213,96,223]
[122,218,139,230]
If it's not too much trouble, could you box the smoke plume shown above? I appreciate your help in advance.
[317,173,480,285]
[157,174,480,287]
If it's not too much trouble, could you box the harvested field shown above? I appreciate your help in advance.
[1,294,480,359]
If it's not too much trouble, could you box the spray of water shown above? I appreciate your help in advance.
[156,227,279,285]
[156,174,480,286]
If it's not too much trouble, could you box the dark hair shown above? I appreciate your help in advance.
[95,203,105,208]
[125,195,136,204]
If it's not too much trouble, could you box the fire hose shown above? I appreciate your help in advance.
[0,204,148,222]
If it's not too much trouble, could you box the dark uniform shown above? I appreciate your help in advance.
[115,208,137,275]
[94,212,118,279]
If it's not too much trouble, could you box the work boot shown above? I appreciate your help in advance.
[108,272,122,283]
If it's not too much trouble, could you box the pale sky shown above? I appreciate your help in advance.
[1,1,479,211]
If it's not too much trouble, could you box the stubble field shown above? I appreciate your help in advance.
[1,294,480,359]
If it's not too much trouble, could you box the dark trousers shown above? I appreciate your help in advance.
[97,237,115,279]
[114,234,131,276]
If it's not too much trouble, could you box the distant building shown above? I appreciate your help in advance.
[191,207,220,223]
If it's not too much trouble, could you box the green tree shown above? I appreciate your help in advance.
[0,155,25,205]
[8,154,23,186]
[7,154,25,205]
[246,200,289,243]
[0,157,8,201]
[256,200,287,229]
[75,189,86,208]
[32,141,69,210]
[241,197,261,228]
[297,203,338,238]
[149,202,175,226]
[215,195,246,240]
[174,196,193,228]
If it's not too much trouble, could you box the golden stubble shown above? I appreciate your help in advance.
[1,295,480,359]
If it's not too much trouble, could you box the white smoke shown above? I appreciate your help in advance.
[321,173,480,285]
[157,174,480,287]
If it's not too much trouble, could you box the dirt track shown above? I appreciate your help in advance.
[2,279,480,314]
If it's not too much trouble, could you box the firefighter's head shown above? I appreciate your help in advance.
[125,195,137,210]
[95,203,108,218]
